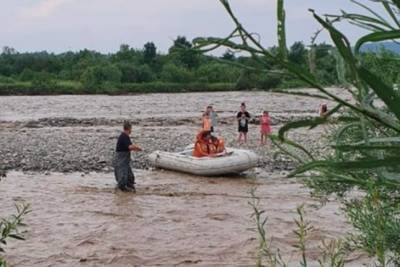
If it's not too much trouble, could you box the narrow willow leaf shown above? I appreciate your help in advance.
[277,0,287,59]
[350,0,392,27]
[309,103,342,129]
[382,2,400,28]
[358,66,400,120]
[358,137,400,144]
[291,156,400,176]
[311,10,358,82]
[270,135,310,163]
[278,108,350,139]
[8,234,25,241]
[279,119,325,140]
[393,0,400,10]
[340,12,393,30]
[333,144,400,151]
[355,30,400,54]
[380,171,400,182]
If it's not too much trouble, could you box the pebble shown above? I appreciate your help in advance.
[0,116,329,173]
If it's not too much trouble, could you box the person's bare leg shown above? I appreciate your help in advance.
[260,133,264,145]
[244,133,247,143]
[266,135,271,148]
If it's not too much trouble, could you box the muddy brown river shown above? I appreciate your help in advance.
[0,90,370,266]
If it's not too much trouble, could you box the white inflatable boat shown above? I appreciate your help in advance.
[148,146,259,176]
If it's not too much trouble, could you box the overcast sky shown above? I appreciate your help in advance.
[0,0,372,54]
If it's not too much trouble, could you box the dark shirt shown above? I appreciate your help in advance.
[237,111,250,127]
[116,132,132,152]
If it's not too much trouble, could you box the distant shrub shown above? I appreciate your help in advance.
[256,74,282,89]
[0,76,15,84]
[160,63,194,83]
[235,70,258,90]
[117,63,154,83]
[196,63,241,83]
[19,69,35,82]
[81,64,122,90]
[31,72,57,89]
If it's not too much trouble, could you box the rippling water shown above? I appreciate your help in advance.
[0,90,368,266]
[0,170,368,266]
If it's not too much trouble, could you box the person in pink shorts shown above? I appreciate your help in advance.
[260,111,272,145]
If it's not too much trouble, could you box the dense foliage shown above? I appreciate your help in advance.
[1,36,398,95]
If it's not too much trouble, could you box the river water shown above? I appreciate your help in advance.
[0,90,369,266]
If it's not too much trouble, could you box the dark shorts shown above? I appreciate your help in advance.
[238,125,248,133]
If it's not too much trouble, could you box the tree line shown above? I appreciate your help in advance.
[0,36,398,94]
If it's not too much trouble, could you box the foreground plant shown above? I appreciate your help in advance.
[195,0,400,265]
[0,173,30,267]
[249,189,345,266]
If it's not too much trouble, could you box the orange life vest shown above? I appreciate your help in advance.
[216,138,225,153]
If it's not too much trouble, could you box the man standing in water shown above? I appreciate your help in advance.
[114,121,142,192]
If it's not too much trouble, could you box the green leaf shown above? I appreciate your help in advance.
[393,0,400,10]
[382,2,400,28]
[291,156,400,177]
[8,234,25,241]
[277,0,287,59]
[355,30,400,54]
[311,10,358,82]
[333,144,400,151]
[279,118,325,140]
[358,66,400,120]
[350,0,392,27]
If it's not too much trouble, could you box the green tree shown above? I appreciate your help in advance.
[221,50,235,61]
[160,63,194,83]
[288,42,307,65]
[196,62,240,83]
[117,63,154,83]
[143,42,157,64]
[169,36,200,69]
[81,64,122,89]
[31,72,57,89]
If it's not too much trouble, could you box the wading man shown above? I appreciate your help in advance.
[114,121,142,192]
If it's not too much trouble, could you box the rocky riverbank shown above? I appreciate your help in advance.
[0,90,336,173]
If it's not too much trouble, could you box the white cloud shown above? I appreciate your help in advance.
[19,0,76,20]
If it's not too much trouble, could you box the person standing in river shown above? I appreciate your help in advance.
[237,102,251,144]
[114,121,142,192]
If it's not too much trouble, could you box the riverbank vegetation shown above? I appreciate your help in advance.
[196,0,400,265]
[0,172,30,267]
[0,35,399,95]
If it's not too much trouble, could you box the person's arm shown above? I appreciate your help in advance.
[246,112,251,121]
[129,144,142,151]
[237,112,242,121]
[125,136,141,151]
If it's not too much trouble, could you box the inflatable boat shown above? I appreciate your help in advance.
[148,146,259,176]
